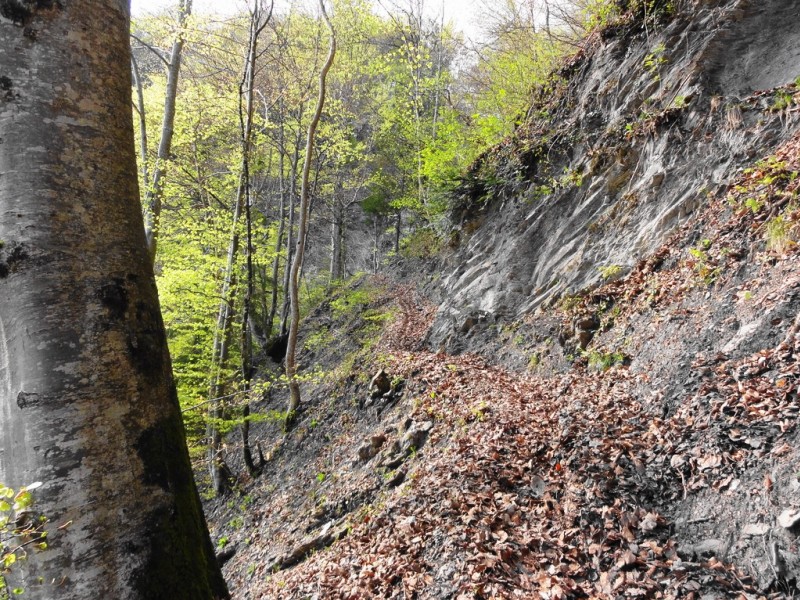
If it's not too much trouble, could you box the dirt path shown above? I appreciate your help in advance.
[244,284,787,599]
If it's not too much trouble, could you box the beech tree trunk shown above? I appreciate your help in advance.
[0,2,227,599]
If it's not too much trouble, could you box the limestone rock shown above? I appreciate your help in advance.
[369,369,391,399]
[778,508,800,529]
[401,420,434,454]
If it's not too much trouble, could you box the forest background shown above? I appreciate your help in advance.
[129,0,615,492]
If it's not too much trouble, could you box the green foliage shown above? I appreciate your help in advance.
[329,281,379,320]
[688,240,720,285]
[671,95,688,109]
[598,264,623,280]
[304,327,334,352]
[0,482,46,598]
[643,43,667,80]
[585,349,626,371]
[765,214,797,253]
[743,197,764,213]
[770,89,795,112]
[399,228,442,259]
[580,0,621,29]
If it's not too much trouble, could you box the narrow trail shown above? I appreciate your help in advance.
[252,284,795,598]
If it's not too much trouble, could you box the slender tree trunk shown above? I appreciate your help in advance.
[280,128,301,336]
[239,2,271,478]
[0,3,228,598]
[373,214,381,272]
[266,113,287,339]
[131,53,150,193]
[143,0,192,263]
[544,0,552,40]
[329,189,343,283]
[207,1,269,493]
[394,209,402,253]
[285,0,337,429]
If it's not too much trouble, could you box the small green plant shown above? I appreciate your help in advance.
[643,43,667,80]
[743,197,764,213]
[598,264,623,281]
[527,352,541,370]
[316,472,326,484]
[247,564,256,576]
[469,401,488,422]
[770,89,794,112]
[227,516,244,530]
[585,349,625,371]
[558,167,584,189]
[559,294,583,313]
[217,536,229,550]
[765,215,796,253]
[688,242,720,285]
[671,95,688,109]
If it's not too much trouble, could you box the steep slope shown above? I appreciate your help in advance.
[429,0,800,350]
[209,0,800,597]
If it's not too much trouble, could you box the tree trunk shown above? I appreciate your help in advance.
[131,53,150,194]
[266,111,287,339]
[394,209,402,254]
[238,2,271,479]
[206,1,268,494]
[329,191,344,282]
[280,125,302,336]
[284,0,337,429]
[0,3,228,599]
[143,0,192,263]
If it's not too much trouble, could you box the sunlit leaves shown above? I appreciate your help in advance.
[0,482,46,595]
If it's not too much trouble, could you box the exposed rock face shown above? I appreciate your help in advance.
[428,0,800,350]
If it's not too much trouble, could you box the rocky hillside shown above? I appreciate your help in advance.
[208,0,800,597]
[430,0,800,347]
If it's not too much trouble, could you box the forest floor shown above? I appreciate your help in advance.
[206,134,800,599]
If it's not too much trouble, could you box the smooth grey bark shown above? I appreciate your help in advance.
[143,0,192,262]
[0,2,228,599]
[285,0,337,428]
